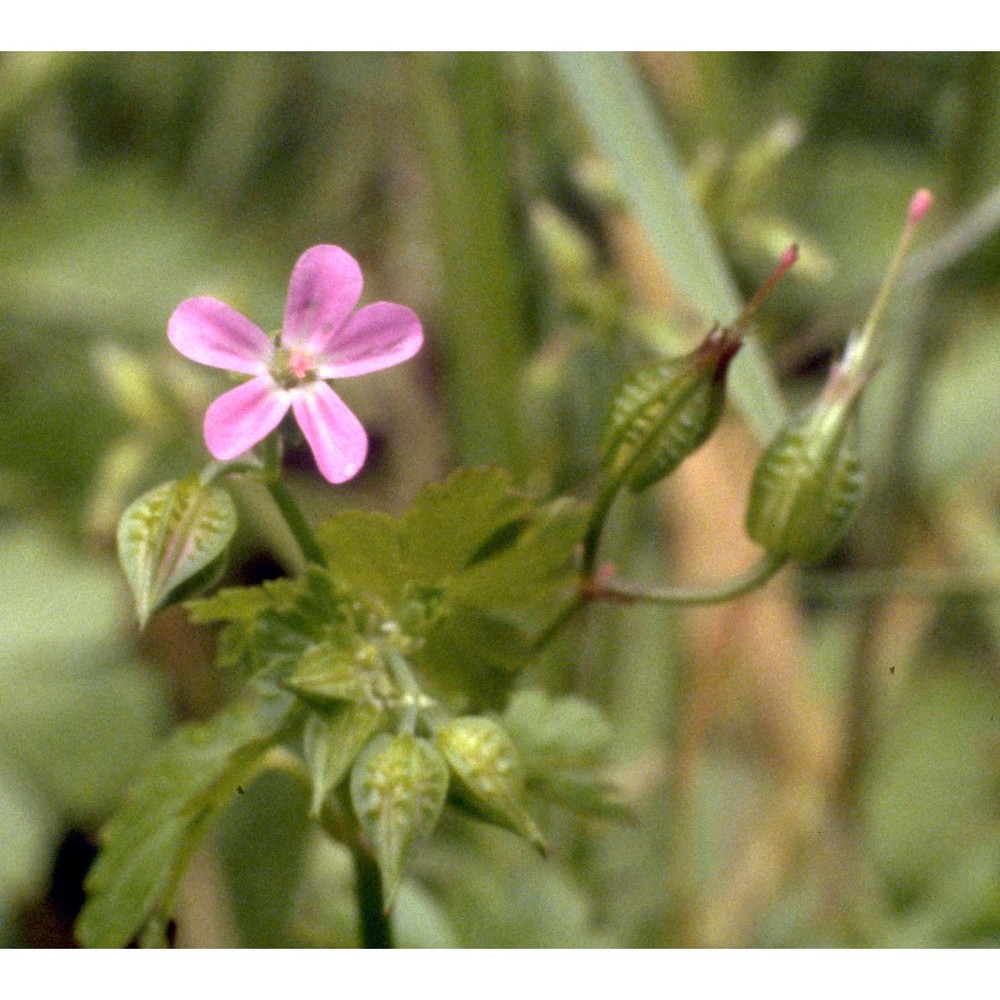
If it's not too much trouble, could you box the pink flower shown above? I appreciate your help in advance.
[168,245,423,483]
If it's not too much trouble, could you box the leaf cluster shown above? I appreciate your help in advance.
[82,467,624,943]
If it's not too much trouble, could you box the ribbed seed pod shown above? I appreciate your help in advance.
[746,402,865,564]
[601,330,741,493]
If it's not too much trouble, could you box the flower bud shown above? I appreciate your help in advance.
[435,716,546,853]
[746,362,865,564]
[282,641,371,707]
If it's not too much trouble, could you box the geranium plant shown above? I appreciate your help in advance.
[77,188,933,949]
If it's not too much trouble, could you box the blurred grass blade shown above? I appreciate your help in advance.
[408,53,530,475]
[553,52,786,441]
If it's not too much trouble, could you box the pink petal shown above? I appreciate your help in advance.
[282,245,363,354]
[313,302,424,379]
[168,297,274,375]
[291,382,368,484]
[203,376,290,460]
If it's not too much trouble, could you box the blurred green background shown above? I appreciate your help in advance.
[1,52,997,948]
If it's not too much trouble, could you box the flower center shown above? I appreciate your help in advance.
[288,348,313,380]
[271,345,317,388]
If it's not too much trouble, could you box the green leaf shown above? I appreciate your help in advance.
[452,496,589,610]
[400,466,530,581]
[552,52,786,442]
[76,691,298,948]
[117,475,237,627]
[418,607,530,713]
[436,716,546,851]
[302,703,383,818]
[504,690,615,768]
[502,690,627,820]
[187,567,359,679]
[317,467,585,615]
[349,733,449,907]
[418,820,611,947]
[316,509,405,604]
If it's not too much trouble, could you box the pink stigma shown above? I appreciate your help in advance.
[779,243,799,274]
[289,349,313,380]
[908,189,934,225]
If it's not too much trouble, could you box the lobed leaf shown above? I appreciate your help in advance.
[399,466,530,582]
[418,606,531,713]
[452,496,589,610]
[186,567,360,679]
[317,509,405,604]
[76,691,299,948]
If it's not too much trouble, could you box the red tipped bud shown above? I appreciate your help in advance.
[601,327,740,493]
[747,191,931,564]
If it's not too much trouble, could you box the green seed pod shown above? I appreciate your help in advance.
[349,732,449,907]
[746,375,865,564]
[117,474,237,627]
[283,643,369,706]
[436,716,546,853]
[601,328,741,493]
[747,191,933,565]
[303,702,383,818]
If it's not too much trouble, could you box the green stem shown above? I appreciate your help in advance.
[258,436,327,567]
[384,644,421,734]
[531,593,587,653]
[535,552,787,652]
[588,552,786,607]
[264,475,326,567]
[843,191,930,385]
[581,478,621,579]
[352,846,393,949]
[802,568,1000,603]
[198,457,263,486]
